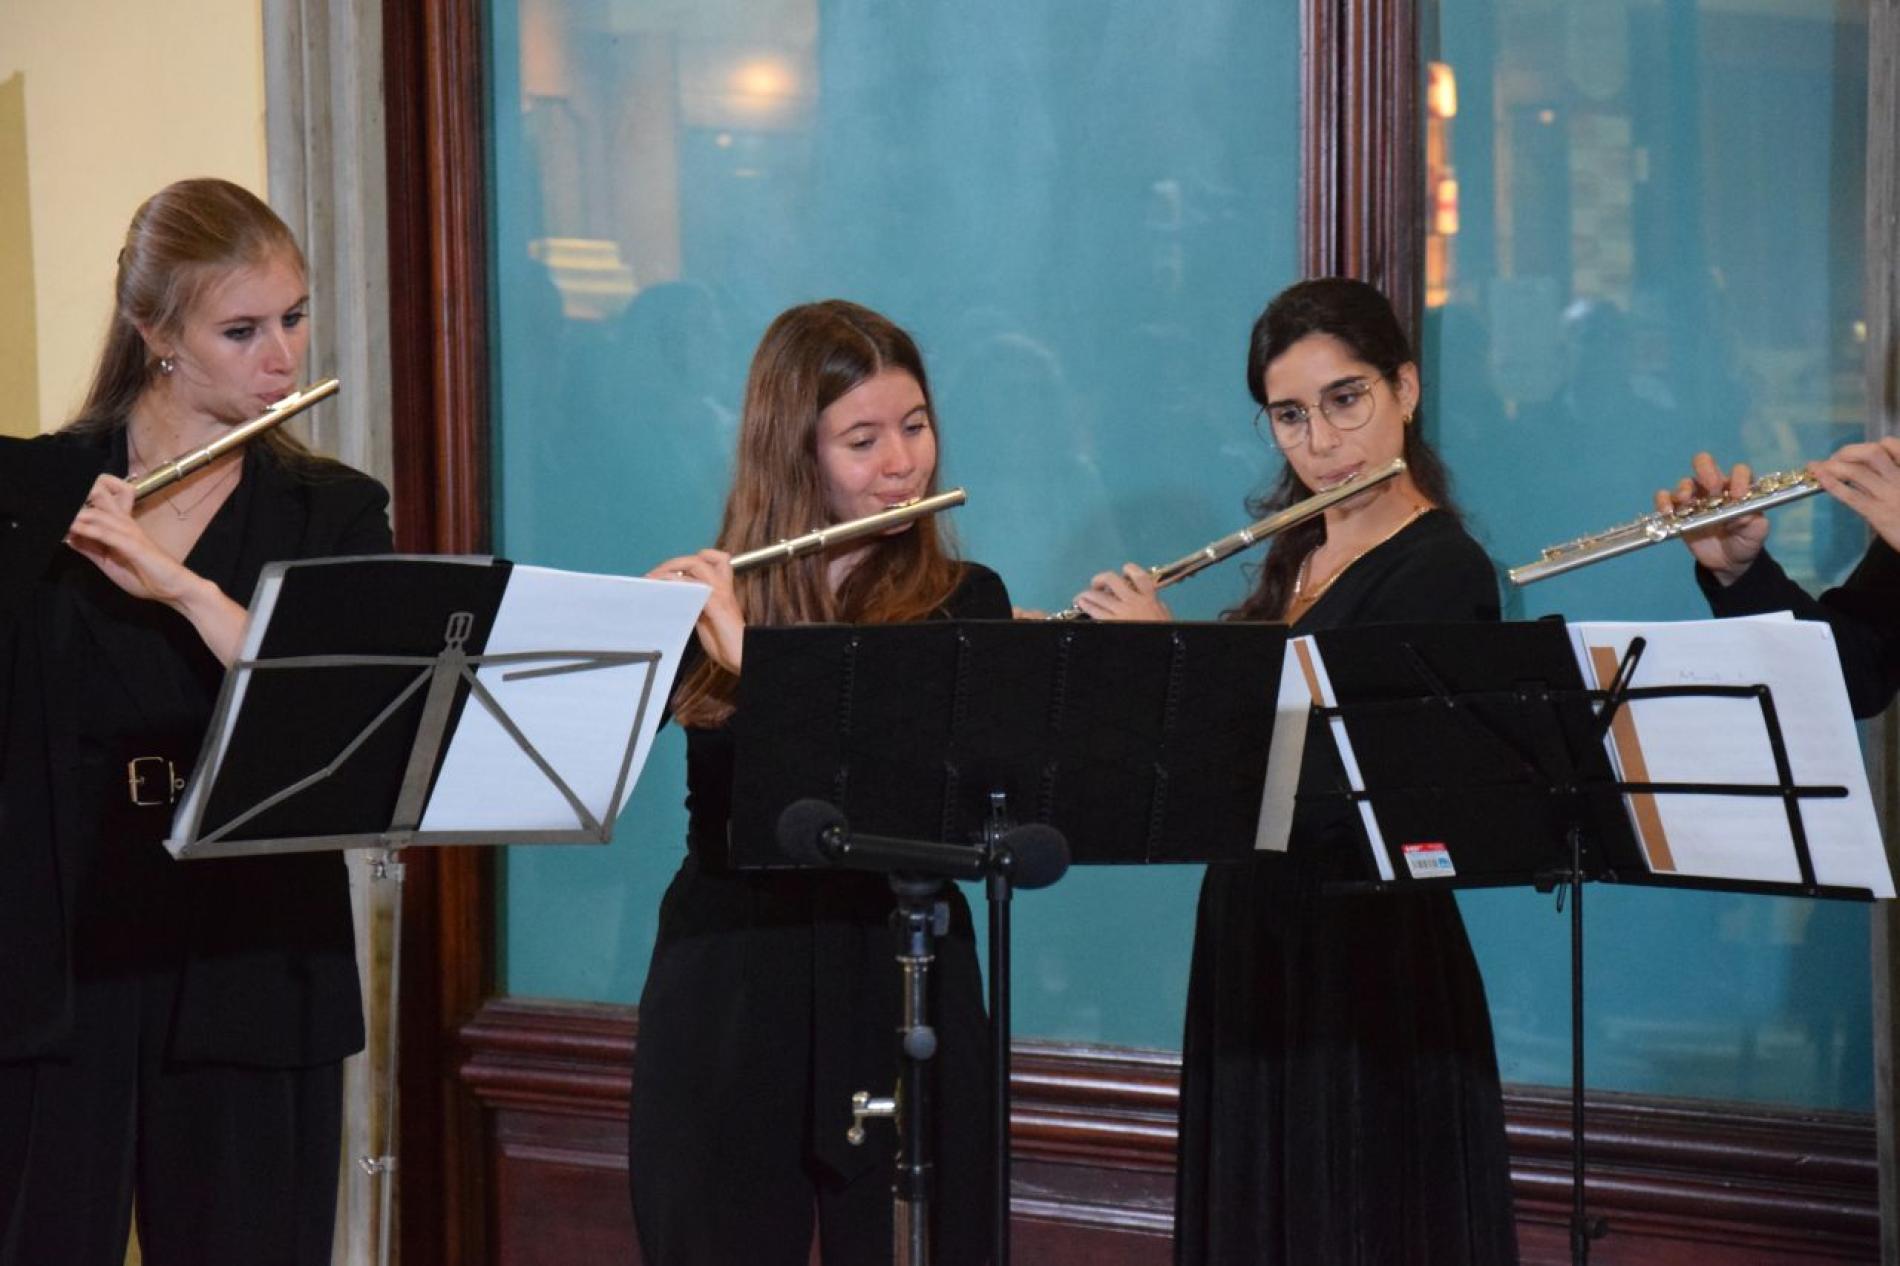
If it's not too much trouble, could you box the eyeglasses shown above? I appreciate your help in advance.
[1253,377,1382,451]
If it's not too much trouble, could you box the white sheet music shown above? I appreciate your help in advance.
[419,566,707,834]
[1290,635,1394,880]
[1569,615,1892,898]
[1253,643,1312,853]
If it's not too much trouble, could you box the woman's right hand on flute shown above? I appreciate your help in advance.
[649,549,744,673]
[1657,451,1766,587]
[1811,437,1900,555]
[66,473,249,665]
[1069,563,1173,622]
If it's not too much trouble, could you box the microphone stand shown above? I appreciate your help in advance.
[982,793,1015,1266]
[797,799,1068,1266]
[850,873,951,1266]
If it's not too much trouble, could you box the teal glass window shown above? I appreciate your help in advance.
[1424,0,1875,1109]
[489,0,1303,1048]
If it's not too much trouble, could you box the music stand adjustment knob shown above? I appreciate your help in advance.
[847,1090,896,1145]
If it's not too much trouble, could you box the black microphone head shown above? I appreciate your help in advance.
[999,822,1070,891]
[776,798,848,866]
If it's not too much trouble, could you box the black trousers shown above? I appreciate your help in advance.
[0,961,344,1266]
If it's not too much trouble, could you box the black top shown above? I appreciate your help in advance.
[629,558,1011,1262]
[1174,507,1518,1266]
[1698,542,1900,719]
[679,561,1013,869]
[1285,508,1503,878]
[0,429,393,1064]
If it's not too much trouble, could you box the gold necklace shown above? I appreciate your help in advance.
[128,431,240,520]
[1293,503,1432,609]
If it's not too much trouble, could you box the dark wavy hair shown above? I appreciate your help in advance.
[1229,278,1462,621]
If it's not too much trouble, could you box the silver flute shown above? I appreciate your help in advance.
[1508,469,1821,586]
[131,378,341,502]
[1051,457,1406,619]
[728,488,967,573]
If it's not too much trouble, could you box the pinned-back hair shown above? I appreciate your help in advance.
[64,178,325,467]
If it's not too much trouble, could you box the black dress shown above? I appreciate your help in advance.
[1696,543,1900,719]
[629,562,1009,1266]
[0,432,392,1266]
[1173,510,1519,1266]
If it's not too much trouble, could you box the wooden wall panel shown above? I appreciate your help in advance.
[382,0,493,1261]
[461,999,1879,1266]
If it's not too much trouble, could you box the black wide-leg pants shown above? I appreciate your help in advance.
[0,962,344,1266]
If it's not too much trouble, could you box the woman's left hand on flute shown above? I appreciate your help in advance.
[65,473,248,665]
[1657,451,1766,586]
[650,549,744,672]
[1069,563,1172,622]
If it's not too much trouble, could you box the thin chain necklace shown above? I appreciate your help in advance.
[127,429,240,520]
[1292,503,1433,610]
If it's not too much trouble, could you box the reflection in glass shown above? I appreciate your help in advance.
[490,0,1302,1049]
[1425,0,1873,1110]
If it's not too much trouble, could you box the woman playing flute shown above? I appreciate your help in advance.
[0,178,391,1266]
[1074,278,1518,1265]
[632,299,1005,1265]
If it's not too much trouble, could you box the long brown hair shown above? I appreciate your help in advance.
[1230,278,1462,622]
[672,299,965,726]
[63,178,330,469]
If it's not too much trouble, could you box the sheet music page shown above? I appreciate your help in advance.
[1253,642,1311,852]
[1568,615,1892,897]
[420,567,709,835]
[1290,635,1394,881]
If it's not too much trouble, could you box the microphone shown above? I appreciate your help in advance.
[989,823,1069,891]
[775,799,1070,891]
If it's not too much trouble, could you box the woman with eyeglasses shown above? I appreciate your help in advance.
[1073,278,1517,1265]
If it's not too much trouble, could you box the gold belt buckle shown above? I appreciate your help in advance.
[126,756,183,807]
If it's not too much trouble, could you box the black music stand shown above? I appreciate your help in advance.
[1303,619,1872,1266]
[732,618,1292,1266]
[166,554,702,1266]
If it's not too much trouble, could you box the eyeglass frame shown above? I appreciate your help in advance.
[1252,374,1393,451]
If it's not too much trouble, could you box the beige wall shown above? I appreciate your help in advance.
[0,2,268,436]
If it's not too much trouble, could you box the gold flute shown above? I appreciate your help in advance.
[728,488,967,573]
[130,378,341,502]
[1050,457,1407,619]
[1509,469,1821,586]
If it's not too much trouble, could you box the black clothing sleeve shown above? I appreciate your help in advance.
[1696,542,1900,719]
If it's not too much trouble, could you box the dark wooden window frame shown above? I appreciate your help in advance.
[380,1,1427,1259]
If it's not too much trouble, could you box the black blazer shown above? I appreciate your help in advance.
[0,431,393,1065]
[1698,541,1900,719]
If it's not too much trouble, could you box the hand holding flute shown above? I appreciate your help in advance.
[1811,437,1900,555]
[1657,451,1769,586]
[1656,440,1900,587]
[649,490,967,674]
[647,549,744,673]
